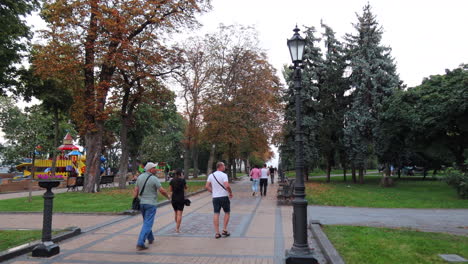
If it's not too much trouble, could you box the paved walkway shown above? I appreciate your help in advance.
[3,177,326,264]
[2,175,467,263]
[309,206,468,236]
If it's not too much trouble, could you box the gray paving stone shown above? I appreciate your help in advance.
[439,254,468,262]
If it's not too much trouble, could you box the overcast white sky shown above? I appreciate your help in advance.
[192,0,467,166]
[7,0,467,166]
[194,0,467,88]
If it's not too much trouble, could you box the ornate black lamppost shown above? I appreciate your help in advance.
[32,180,61,257]
[285,26,318,264]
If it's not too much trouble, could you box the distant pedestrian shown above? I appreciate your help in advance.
[133,162,171,250]
[269,165,275,184]
[165,165,170,181]
[260,164,270,196]
[206,162,233,239]
[169,168,187,233]
[250,165,261,196]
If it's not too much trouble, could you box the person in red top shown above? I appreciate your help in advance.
[249,165,261,196]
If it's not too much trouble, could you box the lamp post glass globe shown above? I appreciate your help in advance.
[287,26,306,64]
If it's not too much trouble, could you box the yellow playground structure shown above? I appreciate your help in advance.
[16,155,86,180]
[15,133,86,180]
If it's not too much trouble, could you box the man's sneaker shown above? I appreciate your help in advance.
[136,245,148,251]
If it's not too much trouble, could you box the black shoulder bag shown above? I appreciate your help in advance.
[132,174,152,210]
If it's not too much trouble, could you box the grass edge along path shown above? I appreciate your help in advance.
[0,181,206,213]
[305,176,468,209]
[323,225,468,264]
[0,230,62,252]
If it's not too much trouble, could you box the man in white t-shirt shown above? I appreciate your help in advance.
[205,162,233,239]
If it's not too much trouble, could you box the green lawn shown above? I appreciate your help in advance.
[0,230,62,251]
[285,169,380,178]
[306,175,468,208]
[0,182,206,213]
[323,225,468,264]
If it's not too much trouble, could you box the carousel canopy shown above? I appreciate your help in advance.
[67,150,82,156]
[57,133,79,150]
[57,144,79,150]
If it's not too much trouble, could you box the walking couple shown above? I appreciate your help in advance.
[133,163,187,250]
[250,164,270,196]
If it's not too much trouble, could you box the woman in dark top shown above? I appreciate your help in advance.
[169,169,187,233]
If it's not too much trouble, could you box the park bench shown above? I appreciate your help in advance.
[67,176,84,191]
[99,175,115,188]
[277,178,295,202]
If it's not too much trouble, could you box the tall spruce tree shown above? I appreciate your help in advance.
[281,26,322,179]
[316,21,349,182]
[344,4,400,183]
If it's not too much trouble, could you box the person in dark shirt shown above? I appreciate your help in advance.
[169,169,187,233]
[269,166,275,184]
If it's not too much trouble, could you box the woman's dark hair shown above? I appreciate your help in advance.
[175,168,183,178]
[171,168,185,191]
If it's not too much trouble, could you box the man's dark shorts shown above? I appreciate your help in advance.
[171,200,185,211]
[212,196,230,214]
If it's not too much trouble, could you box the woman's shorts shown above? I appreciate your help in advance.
[212,196,230,213]
[171,200,185,211]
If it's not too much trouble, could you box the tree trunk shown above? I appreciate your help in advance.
[83,126,103,193]
[183,144,191,180]
[245,158,250,174]
[343,167,347,182]
[232,157,236,180]
[29,147,36,202]
[206,144,216,176]
[82,0,100,193]
[358,167,364,184]
[451,145,467,172]
[351,166,356,183]
[117,115,129,189]
[326,161,331,183]
[51,107,59,176]
[192,144,199,178]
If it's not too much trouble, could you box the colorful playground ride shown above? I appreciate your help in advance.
[16,156,86,180]
[15,133,87,180]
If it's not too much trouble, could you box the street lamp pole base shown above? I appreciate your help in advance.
[32,241,60,257]
[285,249,319,264]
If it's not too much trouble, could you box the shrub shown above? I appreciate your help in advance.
[443,168,468,199]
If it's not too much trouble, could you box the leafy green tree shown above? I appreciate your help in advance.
[344,4,400,183]
[17,66,75,175]
[139,110,185,170]
[0,0,38,93]
[0,96,75,164]
[378,64,468,172]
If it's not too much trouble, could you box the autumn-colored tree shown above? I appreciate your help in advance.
[201,25,283,179]
[33,0,211,192]
[174,36,214,178]
[108,34,183,188]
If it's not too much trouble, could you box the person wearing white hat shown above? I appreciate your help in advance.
[133,162,170,250]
